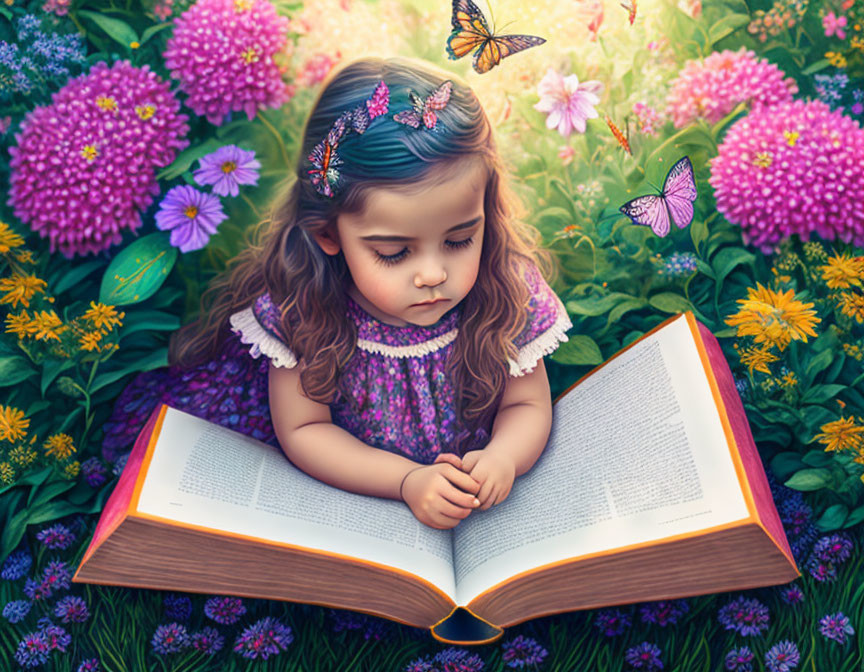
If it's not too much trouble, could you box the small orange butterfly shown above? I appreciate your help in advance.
[604,115,632,155]
[620,0,637,25]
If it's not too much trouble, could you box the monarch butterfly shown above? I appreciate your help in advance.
[446,0,546,74]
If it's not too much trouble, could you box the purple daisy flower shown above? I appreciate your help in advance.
[778,585,805,606]
[77,658,101,671]
[193,145,261,197]
[639,599,690,626]
[806,556,838,583]
[14,630,52,668]
[232,616,293,660]
[151,622,192,654]
[204,595,246,625]
[810,533,854,563]
[42,559,72,592]
[36,523,75,550]
[501,634,548,668]
[7,60,190,258]
[818,612,855,644]
[191,626,225,654]
[155,185,228,253]
[593,607,632,636]
[1,549,32,580]
[717,596,770,636]
[162,0,292,126]
[624,641,664,670]
[764,640,799,672]
[54,595,90,623]
[3,599,33,623]
[81,457,108,488]
[24,577,53,601]
[163,593,192,621]
[404,658,435,672]
[432,647,485,671]
[39,621,72,651]
[725,645,755,671]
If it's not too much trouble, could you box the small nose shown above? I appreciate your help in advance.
[414,258,447,288]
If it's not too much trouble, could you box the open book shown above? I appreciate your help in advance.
[73,311,799,644]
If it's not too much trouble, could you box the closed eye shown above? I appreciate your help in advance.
[373,237,474,267]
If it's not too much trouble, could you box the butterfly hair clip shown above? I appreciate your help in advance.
[307,80,390,198]
[393,80,453,130]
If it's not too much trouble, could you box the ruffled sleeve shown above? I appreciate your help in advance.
[508,261,573,377]
[228,292,298,369]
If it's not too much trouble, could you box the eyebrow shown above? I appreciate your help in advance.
[359,217,482,242]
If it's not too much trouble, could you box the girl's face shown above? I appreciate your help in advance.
[315,157,486,328]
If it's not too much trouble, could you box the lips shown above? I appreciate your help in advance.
[414,298,447,306]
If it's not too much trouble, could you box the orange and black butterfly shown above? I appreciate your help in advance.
[446,0,546,74]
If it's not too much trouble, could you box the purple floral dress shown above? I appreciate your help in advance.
[101,262,572,466]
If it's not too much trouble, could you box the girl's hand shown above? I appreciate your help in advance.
[401,454,481,530]
[460,449,516,510]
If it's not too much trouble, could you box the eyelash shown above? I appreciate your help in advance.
[373,237,475,267]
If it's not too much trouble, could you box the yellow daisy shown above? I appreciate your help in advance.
[737,345,779,375]
[64,461,81,479]
[4,310,38,338]
[82,301,125,330]
[30,310,65,341]
[820,253,864,289]
[725,282,820,351]
[0,405,29,443]
[781,371,798,388]
[0,222,24,253]
[43,433,76,460]
[79,330,104,352]
[811,415,864,453]
[14,250,35,264]
[838,292,864,324]
[0,461,14,485]
[0,273,47,308]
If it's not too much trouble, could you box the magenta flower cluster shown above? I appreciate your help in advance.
[7,60,190,257]
[709,99,864,254]
[666,48,797,128]
[163,0,293,125]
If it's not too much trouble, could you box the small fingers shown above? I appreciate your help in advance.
[441,481,481,510]
[442,465,481,495]
[433,453,463,470]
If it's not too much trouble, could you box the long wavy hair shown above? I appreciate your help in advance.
[169,56,557,436]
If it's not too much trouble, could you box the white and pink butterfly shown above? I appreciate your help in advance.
[618,156,697,237]
[393,81,453,130]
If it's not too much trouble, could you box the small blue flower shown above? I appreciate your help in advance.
[1,550,32,580]
[3,599,33,623]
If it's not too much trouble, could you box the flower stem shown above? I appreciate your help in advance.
[257,111,291,167]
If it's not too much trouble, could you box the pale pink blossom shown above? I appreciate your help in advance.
[533,68,603,136]
[823,12,848,40]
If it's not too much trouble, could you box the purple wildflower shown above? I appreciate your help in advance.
[42,559,72,592]
[81,457,108,487]
[39,621,72,651]
[818,612,855,644]
[36,523,76,550]
[624,641,664,670]
[432,647,485,671]
[163,593,192,621]
[151,622,192,654]
[764,640,799,672]
[204,595,246,625]
[717,596,770,636]
[14,631,51,668]
[501,635,548,668]
[1,549,32,580]
[404,659,435,672]
[54,595,90,623]
[155,185,228,253]
[810,533,854,563]
[24,577,53,601]
[7,60,190,258]
[77,658,101,671]
[232,616,293,660]
[639,599,690,626]
[193,145,261,197]
[778,585,805,606]
[806,556,838,583]
[3,599,32,623]
[162,0,293,125]
[112,452,129,477]
[593,607,632,636]
[725,645,755,671]
[191,626,225,654]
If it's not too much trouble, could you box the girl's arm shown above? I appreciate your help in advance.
[268,362,481,528]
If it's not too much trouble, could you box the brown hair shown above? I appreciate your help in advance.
[169,56,557,435]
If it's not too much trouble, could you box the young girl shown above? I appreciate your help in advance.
[101,56,573,530]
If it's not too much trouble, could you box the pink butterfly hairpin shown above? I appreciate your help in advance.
[393,80,453,130]
[618,156,697,237]
[307,80,390,198]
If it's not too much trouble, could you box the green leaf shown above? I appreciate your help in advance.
[90,347,168,394]
[565,293,633,317]
[804,349,834,387]
[695,258,715,279]
[27,478,76,509]
[802,59,831,75]
[139,21,173,45]
[77,10,139,48]
[801,449,834,468]
[535,206,573,226]
[815,504,848,531]
[52,260,105,295]
[690,216,708,255]
[784,468,831,491]
[40,358,76,397]
[607,298,647,326]
[99,233,178,306]
[118,310,181,340]
[801,384,846,405]
[0,355,37,387]
[648,292,692,314]
[550,334,603,366]
[707,13,750,45]
[711,247,755,304]
[770,452,805,481]
[843,505,864,529]
[156,138,225,181]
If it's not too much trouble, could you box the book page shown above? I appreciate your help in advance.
[135,409,456,599]
[453,315,750,605]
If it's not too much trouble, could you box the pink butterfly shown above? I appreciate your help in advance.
[618,156,697,237]
[393,81,453,129]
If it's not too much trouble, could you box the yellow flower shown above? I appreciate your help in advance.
[820,252,864,289]
[43,433,76,460]
[30,310,64,341]
[812,415,864,453]
[781,371,798,387]
[838,291,864,323]
[783,130,799,147]
[753,152,773,168]
[14,250,35,264]
[79,330,104,352]
[4,310,38,338]
[82,301,124,330]
[130,41,140,49]
[0,461,14,485]
[0,405,29,443]
[737,345,779,375]
[64,461,81,479]
[825,51,847,67]
[725,282,820,351]
[8,445,37,468]
[843,343,863,361]
[0,273,47,308]
[0,221,24,253]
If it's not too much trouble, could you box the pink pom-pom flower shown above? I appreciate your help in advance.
[709,99,864,254]
[163,0,293,126]
[7,60,190,258]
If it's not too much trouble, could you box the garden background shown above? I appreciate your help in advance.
[1,0,864,668]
